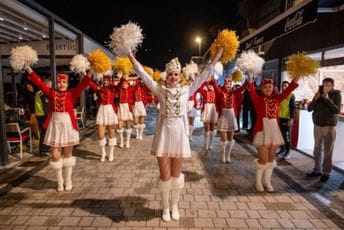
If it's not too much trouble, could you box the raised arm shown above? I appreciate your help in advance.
[128,52,158,94]
[189,48,223,95]
[278,80,299,102]
[212,80,224,97]
[236,80,250,94]
[26,66,52,96]
[70,74,92,101]
[88,79,99,91]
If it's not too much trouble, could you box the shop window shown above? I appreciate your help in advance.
[308,52,322,61]
[324,47,344,60]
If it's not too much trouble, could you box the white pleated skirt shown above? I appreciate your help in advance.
[201,103,218,123]
[253,117,285,146]
[117,103,133,121]
[133,101,147,117]
[96,104,118,125]
[151,114,191,158]
[44,112,79,147]
[217,108,238,132]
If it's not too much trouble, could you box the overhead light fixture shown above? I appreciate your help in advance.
[42,34,47,38]
[18,34,23,40]
[0,17,4,21]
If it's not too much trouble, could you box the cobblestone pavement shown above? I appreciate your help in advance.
[0,107,343,229]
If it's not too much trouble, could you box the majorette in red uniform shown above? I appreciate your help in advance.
[197,79,218,150]
[26,66,91,192]
[214,78,249,163]
[248,74,299,192]
[117,78,134,148]
[233,83,244,131]
[88,75,124,162]
[132,79,148,140]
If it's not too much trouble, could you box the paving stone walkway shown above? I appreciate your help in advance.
[0,107,343,229]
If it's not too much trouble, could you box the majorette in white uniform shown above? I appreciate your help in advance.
[133,60,214,158]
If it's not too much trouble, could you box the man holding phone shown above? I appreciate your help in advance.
[307,78,341,182]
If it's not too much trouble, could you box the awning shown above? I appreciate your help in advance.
[240,0,319,51]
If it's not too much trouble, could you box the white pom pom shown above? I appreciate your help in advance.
[236,50,265,74]
[108,21,144,57]
[160,71,166,81]
[183,61,198,80]
[70,54,90,74]
[10,45,38,72]
[214,62,223,75]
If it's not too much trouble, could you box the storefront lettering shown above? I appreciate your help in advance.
[284,9,304,32]
[46,43,76,51]
[245,36,264,50]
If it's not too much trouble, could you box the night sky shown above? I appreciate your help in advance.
[34,0,241,69]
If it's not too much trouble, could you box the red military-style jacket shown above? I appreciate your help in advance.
[213,80,249,117]
[88,77,125,113]
[197,80,218,113]
[118,82,135,112]
[132,80,148,104]
[249,80,298,136]
[28,71,91,130]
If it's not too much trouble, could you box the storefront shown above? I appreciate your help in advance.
[0,0,114,165]
[239,0,344,170]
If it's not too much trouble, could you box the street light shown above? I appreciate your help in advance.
[195,37,201,57]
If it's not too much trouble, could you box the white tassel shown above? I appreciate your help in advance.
[10,45,38,72]
[183,61,198,80]
[108,21,144,57]
[160,71,166,81]
[236,50,265,75]
[70,54,90,74]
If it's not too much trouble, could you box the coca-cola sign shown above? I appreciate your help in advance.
[285,10,304,32]
[240,0,318,51]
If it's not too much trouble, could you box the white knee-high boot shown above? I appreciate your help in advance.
[138,124,145,140]
[108,137,116,162]
[63,157,76,191]
[255,160,266,192]
[158,178,172,222]
[264,160,277,192]
[220,141,228,163]
[134,124,140,139]
[204,131,210,149]
[125,129,132,148]
[117,129,124,148]
[50,159,64,192]
[189,125,194,142]
[226,140,235,163]
[98,138,107,162]
[171,174,184,221]
[208,130,216,150]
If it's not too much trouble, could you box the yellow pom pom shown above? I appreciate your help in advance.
[153,70,161,81]
[143,66,154,77]
[287,52,320,79]
[232,70,243,82]
[210,29,239,64]
[87,49,111,74]
[113,57,133,76]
